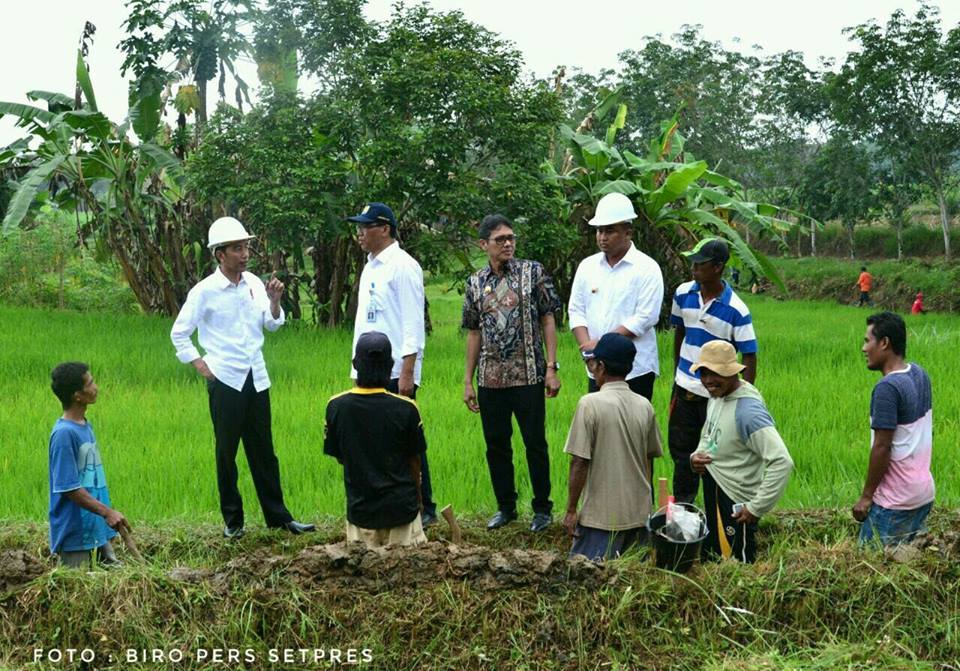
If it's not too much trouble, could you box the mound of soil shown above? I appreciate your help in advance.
[0,550,48,591]
[169,541,608,592]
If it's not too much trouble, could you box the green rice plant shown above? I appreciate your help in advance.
[1,287,957,524]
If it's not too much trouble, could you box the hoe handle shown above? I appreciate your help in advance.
[658,478,669,509]
[119,526,145,562]
[439,504,463,544]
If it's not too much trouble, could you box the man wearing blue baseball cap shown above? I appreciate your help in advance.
[347,202,437,526]
[563,333,663,560]
[324,331,429,548]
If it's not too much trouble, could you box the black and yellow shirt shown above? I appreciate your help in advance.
[324,388,426,529]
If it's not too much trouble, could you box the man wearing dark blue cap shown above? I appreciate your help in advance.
[324,331,428,548]
[347,203,436,526]
[563,333,663,561]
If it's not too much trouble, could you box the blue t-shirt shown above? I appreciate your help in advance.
[48,418,116,553]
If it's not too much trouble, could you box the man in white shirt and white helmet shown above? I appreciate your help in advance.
[568,192,665,401]
[171,217,315,538]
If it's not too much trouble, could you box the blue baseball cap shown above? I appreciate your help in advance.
[355,331,392,362]
[583,333,636,368]
[348,202,397,231]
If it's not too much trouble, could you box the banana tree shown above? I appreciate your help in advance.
[547,95,815,298]
[0,50,198,315]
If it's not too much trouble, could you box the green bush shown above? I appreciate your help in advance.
[0,207,138,313]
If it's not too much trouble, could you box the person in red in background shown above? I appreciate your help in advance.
[856,266,874,307]
[911,290,924,315]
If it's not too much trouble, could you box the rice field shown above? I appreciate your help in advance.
[2,288,958,523]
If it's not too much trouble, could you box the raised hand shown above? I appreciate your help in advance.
[266,271,284,303]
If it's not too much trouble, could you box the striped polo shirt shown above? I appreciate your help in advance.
[671,280,757,397]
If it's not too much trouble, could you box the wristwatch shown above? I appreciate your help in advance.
[547,362,560,371]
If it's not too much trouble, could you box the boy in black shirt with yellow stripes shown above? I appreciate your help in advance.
[325,331,428,547]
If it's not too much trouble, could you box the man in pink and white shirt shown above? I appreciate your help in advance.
[853,311,934,546]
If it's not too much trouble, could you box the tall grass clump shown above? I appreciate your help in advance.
[1,512,958,670]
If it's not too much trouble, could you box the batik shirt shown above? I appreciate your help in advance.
[462,259,561,388]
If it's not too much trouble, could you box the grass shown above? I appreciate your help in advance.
[1,286,959,524]
[769,256,960,312]
[1,511,959,670]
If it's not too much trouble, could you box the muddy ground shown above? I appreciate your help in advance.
[1,509,958,594]
[168,541,609,592]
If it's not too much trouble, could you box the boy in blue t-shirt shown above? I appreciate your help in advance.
[49,362,129,569]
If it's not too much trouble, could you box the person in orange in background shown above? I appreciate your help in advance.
[856,266,874,307]
[911,290,924,315]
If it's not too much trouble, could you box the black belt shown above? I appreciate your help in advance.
[676,386,708,402]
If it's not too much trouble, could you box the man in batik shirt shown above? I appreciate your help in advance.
[462,214,561,532]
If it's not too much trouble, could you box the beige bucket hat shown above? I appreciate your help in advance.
[690,340,746,377]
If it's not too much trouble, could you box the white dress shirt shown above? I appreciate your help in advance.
[170,268,285,392]
[352,241,425,384]
[568,243,664,379]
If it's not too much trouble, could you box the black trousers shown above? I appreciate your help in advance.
[668,384,709,504]
[702,469,757,563]
[477,384,552,515]
[587,371,656,401]
[208,373,292,529]
[386,378,436,516]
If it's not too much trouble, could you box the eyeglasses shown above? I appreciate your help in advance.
[487,234,516,246]
[356,223,388,235]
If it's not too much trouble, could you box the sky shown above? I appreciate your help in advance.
[2,0,959,146]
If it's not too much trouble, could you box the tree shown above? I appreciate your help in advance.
[188,2,563,325]
[617,27,764,187]
[0,45,195,314]
[799,133,875,259]
[871,160,922,262]
[545,92,802,308]
[752,50,832,255]
[119,0,253,139]
[186,93,352,324]
[830,3,960,259]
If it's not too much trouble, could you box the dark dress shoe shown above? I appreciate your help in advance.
[223,526,245,539]
[486,510,518,530]
[275,520,315,534]
[530,513,552,533]
[421,510,438,528]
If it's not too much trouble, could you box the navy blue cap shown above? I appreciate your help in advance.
[348,202,397,230]
[584,333,636,367]
[355,331,392,362]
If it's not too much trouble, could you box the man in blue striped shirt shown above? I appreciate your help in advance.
[669,238,758,503]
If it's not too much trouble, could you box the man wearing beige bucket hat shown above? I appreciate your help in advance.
[689,340,792,563]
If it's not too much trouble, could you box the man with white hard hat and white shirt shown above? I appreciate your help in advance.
[171,217,314,539]
[568,192,665,400]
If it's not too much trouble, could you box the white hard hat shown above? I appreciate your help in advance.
[588,193,637,227]
[207,216,254,250]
